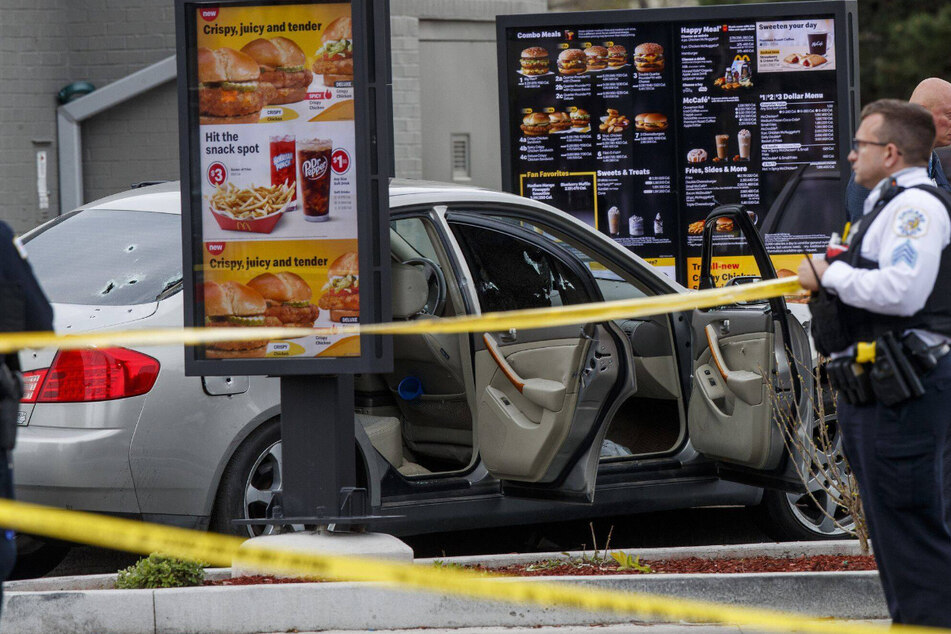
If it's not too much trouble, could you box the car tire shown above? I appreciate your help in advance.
[210,418,284,538]
[756,410,855,541]
[9,535,71,580]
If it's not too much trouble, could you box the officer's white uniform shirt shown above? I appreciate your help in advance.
[822,167,951,328]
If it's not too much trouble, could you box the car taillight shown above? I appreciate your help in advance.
[20,369,47,403]
[23,348,160,403]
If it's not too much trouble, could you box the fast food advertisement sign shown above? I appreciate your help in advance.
[177,0,393,376]
[497,1,856,289]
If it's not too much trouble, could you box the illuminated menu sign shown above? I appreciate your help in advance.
[177,0,392,375]
[498,2,857,286]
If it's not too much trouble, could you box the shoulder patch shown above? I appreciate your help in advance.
[891,240,919,268]
[894,207,929,238]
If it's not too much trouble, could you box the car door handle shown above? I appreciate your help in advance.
[499,328,517,343]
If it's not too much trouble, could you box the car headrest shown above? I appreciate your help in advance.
[391,262,428,319]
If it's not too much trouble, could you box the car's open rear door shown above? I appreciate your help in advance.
[687,205,812,491]
[446,213,633,502]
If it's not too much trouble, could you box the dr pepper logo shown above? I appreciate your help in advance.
[200,6,219,21]
[301,155,328,181]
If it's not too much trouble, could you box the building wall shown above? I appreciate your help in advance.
[0,0,545,233]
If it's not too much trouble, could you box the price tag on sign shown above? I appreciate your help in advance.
[207,162,227,187]
[331,148,351,175]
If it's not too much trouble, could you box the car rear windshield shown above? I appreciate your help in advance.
[25,209,182,306]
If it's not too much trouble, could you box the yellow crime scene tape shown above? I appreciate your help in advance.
[0,276,803,354]
[0,498,940,634]
[3,275,936,633]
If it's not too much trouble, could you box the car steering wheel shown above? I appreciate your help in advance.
[402,257,447,316]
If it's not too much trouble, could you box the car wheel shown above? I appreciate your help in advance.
[758,412,855,540]
[210,419,293,538]
[8,534,71,580]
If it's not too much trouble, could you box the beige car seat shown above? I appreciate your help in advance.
[385,262,473,465]
[357,414,430,476]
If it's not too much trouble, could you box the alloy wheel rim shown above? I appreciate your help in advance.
[784,414,854,536]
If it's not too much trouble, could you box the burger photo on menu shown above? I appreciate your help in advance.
[520,112,551,136]
[247,272,319,328]
[557,49,586,75]
[607,45,627,68]
[585,46,609,71]
[319,252,359,323]
[633,43,664,73]
[634,112,667,132]
[202,281,276,358]
[240,37,313,105]
[198,47,265,125]
[312,16,353,87]
[548,111,572,132]
[570,108,591,129]
[519,47,550,75]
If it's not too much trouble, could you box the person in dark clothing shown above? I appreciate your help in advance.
[800,99,951,627]
[846,78,951,221]
[0,220,53,616]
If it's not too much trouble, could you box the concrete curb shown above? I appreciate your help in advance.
[2,541,885,634]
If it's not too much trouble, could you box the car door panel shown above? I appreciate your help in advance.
[476,333,588,481]
[688,311,779,470]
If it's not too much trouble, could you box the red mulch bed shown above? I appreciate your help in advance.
[206,554,876,586]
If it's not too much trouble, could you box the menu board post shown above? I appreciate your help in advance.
[497,1,858,288]
[176,0,393,528]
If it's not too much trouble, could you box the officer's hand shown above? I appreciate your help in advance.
[797,257,828,291]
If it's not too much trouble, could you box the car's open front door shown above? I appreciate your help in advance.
[446,213,631,502]
[687,205,812,490]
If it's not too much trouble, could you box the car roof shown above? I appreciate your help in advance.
[78,179,564,218]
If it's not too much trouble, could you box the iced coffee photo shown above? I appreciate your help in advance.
[714,134,729,162]
[297,138,333,222]
[737,129,751,161]
[607,205,621,236]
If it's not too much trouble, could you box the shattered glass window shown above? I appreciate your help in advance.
[449,223,590,312]
[25,209,182,306]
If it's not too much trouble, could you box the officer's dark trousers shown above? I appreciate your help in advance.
[839,354,951,627]
[0,451,15,621]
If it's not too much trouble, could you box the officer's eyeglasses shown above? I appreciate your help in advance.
[851,137,890,152]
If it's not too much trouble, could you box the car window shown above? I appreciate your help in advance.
[770,176,843,237]
[391,217,438,261]
[481,215,649,302]
[449,222,591,311]
[24,209,182,306]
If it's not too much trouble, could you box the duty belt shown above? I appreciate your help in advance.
[827,332,948,407]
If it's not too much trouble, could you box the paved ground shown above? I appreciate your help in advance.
[266,623,889,634]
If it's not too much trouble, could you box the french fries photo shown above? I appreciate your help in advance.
[209,182,294,219]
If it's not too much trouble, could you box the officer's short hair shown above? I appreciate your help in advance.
[861,99,935,165]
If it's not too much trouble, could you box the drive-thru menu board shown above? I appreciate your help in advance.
[498,2,857,286]
[177,0,393,376]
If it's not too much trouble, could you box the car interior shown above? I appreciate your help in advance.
[353,210,690,479]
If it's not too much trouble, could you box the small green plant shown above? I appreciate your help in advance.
[116,553,206,589]
[611,551,652,573]
[431,560,466,571]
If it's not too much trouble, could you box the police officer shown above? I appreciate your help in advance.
[0,220,52,615]
[846,78,951,221]
[798,99,951,627]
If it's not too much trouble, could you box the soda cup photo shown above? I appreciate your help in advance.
[269,135,297,211]
[297,138,333,222]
